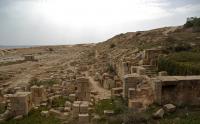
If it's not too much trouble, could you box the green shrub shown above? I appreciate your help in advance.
[158,51,200,75]
[110,43,116,48]
[184,17,200,32]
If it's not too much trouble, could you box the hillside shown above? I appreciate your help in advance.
[92,26,200,76]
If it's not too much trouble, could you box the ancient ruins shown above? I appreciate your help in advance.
[0,43,200,123]
[0,19,200,124]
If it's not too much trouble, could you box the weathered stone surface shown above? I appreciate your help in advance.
[57,107,64,112]
[111,87,123,97]
[153,108,164,119]
[72,101,80,118]
[69,94,76,102]
[41,111,49,117]
[136,66,146,75]
[163,104,176,113]
[103,110,114,116]
[49,109,62,117]
[64,107,71,112]
[123,74,143,98]
[80,101,89,114]
[65,101,72,108]
[128,99,143,110]
[10,92,32,116]
[76,77,90,101]
[78,113,89,124]
[158,71,168,76]
[24,55,35,61]
[153,76,200,106]
[14,115,23,120]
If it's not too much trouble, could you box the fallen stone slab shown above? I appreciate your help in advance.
[49,109,62,117]
[153,108,164,119]
[103,110,114,116]
[14,115,23,120]
[163,104,176,113]
[41,111,49,118]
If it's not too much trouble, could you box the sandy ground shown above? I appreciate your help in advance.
[0,45,89,87]
[0,45,111,100]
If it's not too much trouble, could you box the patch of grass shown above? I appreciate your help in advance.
[0,108,61,124]
[144,104,161,116]
[159,111,200,124]
[95,97,127,116]
[52,96,69,107]
[0,60,26,67]
[29,78,58,87]
[158,51,200,75]
[95,99,115,115]
[0,105,6,114]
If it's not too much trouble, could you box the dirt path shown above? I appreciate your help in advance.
[86,73,111,100]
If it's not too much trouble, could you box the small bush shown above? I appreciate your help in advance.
[110,43,116,48]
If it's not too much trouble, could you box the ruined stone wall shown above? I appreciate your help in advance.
[154,76,200,106]
[123,74,143,98]
[143,49,163,66]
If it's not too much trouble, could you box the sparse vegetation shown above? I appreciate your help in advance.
[106,64,116,75]
[110,43,116,48]
[158,51,200,75]
[184,17,200,32]
[0,108,61,124]
[52,96,69,107]
[0,60,26,67]
[95,97,127,116]
[0,105,6,114]
[29,78,58,86]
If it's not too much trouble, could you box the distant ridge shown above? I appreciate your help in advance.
[0,45,35,49]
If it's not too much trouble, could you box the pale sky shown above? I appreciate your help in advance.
[0,0,200,45]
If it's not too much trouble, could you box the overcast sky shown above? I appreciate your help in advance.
[0,0,200,45]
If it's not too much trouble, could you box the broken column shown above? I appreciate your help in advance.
[72,101,89,118]
[31,85,46,106]
[10,92,32,116]
[76,77,90,101]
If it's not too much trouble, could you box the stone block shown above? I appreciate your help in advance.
[49,109,62,118]
[103,110,114,116]
[31,85,46,106]
[158,71,168,76]
[69,94,76,102]
[41,111,49,117]
[10,92,32,116]
[163,104,176,113]
[153,108,164,119]
[79,113,89,124]
[80,101,89,114]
